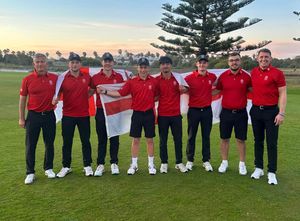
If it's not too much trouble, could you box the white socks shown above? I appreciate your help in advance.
[222,160,228,166]
[132,157,138,167]
[131,156,154,167]
[148,156,154,167]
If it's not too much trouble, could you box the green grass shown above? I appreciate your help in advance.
[0,71,300,221]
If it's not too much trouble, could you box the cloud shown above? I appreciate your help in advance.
[65,21,157,30]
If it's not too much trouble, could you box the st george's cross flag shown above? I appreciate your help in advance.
[54,68,252,138]
[53,67,133,123]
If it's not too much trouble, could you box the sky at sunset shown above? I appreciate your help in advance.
[0,0,299,58]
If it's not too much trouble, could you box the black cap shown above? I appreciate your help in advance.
[159,56,173,65]
[197,53,209,62]
[102,52,114,61]
[138,57,150,66]
[69,53,81,62]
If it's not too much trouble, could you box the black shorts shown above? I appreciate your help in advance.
[219,108,248,140]
[130,109,155,138]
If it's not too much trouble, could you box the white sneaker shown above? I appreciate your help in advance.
[218,161,228,173]
[24,174,35,184]
[111,163,120,175]
[127,164,138,175]
[83,166,93,176]
[148,165,157,175]
[56,167,72,178]
[94,164,105,177]
[45,169,56,178]
[239,163,247,176]
[160,163,168,173]
[186,161,193,171]
[203,161,213,172]
[175,163,188,173]
[251,168,264,179]
[268,172,278,185]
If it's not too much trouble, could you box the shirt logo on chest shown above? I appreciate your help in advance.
[148,85,152,90]
[113,79,117,84]
[264,76,269,81]
[173,81,177,86]
[208,80,212,85]
[49,80,53,85]
[82,79,86,84]
[240,79,244,84]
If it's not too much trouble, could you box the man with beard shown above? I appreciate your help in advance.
[215,52,251,175]
[156,56,188,173]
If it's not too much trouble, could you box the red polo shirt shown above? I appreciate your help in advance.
[91,70,124,108]
[251,66,286,106]
[20,71,58,112]
[118,74,158,111]
[216,69,251,109]
[185,70,217,108]
[156,73,181,116]
[60,71,91,117]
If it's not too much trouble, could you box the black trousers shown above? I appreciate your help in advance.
[61,116,92,168]
[158,115,183,164]
[250,105,279,173]
[95,108,119,165]
[186,107,213,162]
[25,110,56,175]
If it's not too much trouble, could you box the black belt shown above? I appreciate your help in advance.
[222,108,246,114]
[134,109,153,114]
[190,106,211,112]
[253,105,278,110]
[29,110,53,115]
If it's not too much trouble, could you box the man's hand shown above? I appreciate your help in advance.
[274,114,284,126]
[97,85,106,94]
[52,97,59,105]
[19,119,25,128]
[179,85,188,93]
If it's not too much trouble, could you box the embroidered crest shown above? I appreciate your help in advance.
[149,85,152,90]
[113,79,117,84]
[82,79,86,83]
[264,76,269,81]
[208,80,212,85]
[49,80,53,85]
[240,79,244,84]
[173,81,177,86]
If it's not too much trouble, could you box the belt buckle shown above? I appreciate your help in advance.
[200,108,204,112]
[41,112,46,115]
[259,105,264,110]
[232,109,237,114]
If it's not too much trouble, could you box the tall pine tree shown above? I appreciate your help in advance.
[151,0,271,56]
[293,11,300,41]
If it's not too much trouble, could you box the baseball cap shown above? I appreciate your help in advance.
[138,57,150,66]
[197,53,209,62]
[69,53,81,62]
[102,52,114,61]
[159,56,173,65]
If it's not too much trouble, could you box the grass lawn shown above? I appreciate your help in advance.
[0,71,299,221]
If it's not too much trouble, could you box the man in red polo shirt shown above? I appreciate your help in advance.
[90,52,124,176]
[156,56,188,173]
[184,52,217,172]
[215,52,251,175]
[56,53,93,178]
[250,48,286,185]
[19,53,58,184]
[98,58,158,175]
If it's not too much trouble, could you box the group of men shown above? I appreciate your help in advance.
[19,48,286,186]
